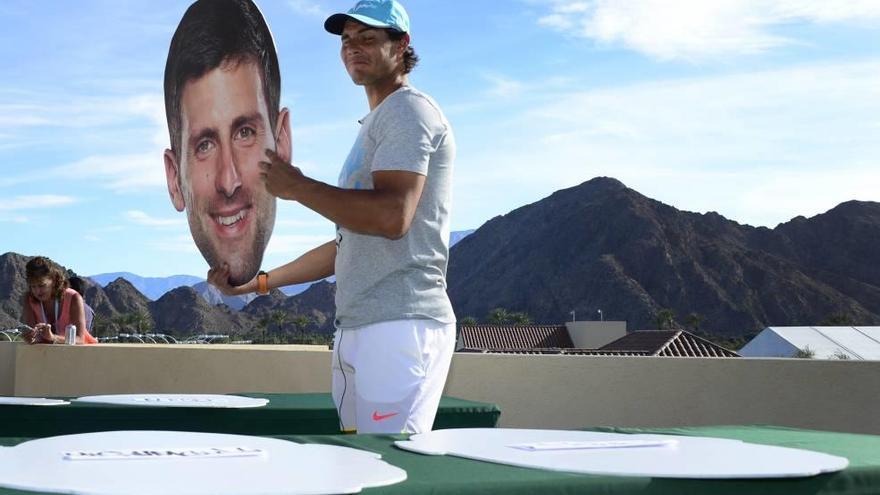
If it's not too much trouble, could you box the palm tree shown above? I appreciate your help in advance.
[290,314,312,343]
[459,316,478,326]
[684,313,704,333]
[131,310,154,334]
[487,307,511,325]
[510,312,532,326]
[270,310,287,342]
[255,317,269,344]
[654,308,677,330]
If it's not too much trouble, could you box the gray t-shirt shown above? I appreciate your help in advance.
[334,86,456,329]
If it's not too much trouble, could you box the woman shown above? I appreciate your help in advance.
[20,256,98,345]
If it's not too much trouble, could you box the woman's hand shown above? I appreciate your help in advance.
[20,327,38,345]
[35,323,54,344]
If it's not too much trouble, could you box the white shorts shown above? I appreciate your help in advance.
[331,319,456,434]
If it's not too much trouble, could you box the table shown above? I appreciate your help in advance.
[0,393,500,437]
[0,426,878,494]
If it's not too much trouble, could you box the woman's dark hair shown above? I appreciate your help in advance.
[68,276,88,297]
[25,256,68,300]
[164,0,281,157]
[387,30,419,74]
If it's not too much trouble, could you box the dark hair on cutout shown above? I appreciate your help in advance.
[25,256,68,300]
[164,0,281,157]
[387,29,419,74]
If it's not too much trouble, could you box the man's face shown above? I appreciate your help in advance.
[340,21,404,86]
[164,59,289,286]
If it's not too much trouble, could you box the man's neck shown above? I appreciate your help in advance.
[365,73,408,111]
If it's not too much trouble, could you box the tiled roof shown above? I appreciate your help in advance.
[600,330,740,357]
[458,325,573,350]
[457,347,651,356]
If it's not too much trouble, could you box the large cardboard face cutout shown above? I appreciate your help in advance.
[163,0,290,286]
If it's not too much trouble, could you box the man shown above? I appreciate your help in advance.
[209,0,456,434]
[163,0,290,286]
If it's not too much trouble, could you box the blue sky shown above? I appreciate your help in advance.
[1,0,879,278]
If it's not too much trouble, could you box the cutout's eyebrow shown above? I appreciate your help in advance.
[188,127,219,151]
[230,113,264,132]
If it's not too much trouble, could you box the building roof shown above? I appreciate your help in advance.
[458,325,573,350]
[740,326,880,360]
[457,347,651,356]
[599,330,740,357]
[458,325,738,357]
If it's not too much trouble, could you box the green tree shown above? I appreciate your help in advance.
[459,316,478,326]
[831,349,851,360]
[684,312,704,333]
[510,312,532,326]
[654,308,677,330]
[793,346,816,359]
[255,317,270,344]
[131,310,153,334]
[290,314,313,343]
[819,313,856,326]
[90,312,107,339]
[270,311,287,340]
[487,308,511,325]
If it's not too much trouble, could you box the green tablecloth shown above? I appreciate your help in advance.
[0,393,499,437]
[0,425,878,494]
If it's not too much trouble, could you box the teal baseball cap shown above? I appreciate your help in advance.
[324,0,410,35]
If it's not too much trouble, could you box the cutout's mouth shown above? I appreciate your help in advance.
[210,205,251,238]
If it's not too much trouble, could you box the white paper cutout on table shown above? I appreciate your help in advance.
[74,394,268,408]
[0,430,406,495]
[396,428,849,479]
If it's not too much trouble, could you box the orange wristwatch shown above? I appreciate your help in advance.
[257,271,269,295]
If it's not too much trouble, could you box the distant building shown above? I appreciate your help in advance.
[457,323,739,358]
[739,326,880,360]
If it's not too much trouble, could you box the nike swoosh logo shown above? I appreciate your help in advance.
[372,411,399,421]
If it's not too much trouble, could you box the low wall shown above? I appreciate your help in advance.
[0,343,15,395]
[3,342,878,434]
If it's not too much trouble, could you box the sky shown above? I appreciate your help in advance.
[1,0,879,278]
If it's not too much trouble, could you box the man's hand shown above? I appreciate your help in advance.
[207,263,249,296]
[259,149,306,201]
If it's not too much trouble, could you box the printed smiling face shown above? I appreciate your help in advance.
[165,58,282,286]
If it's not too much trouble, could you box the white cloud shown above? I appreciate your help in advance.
[0,195,77,211]
[535,0,880,60]
[286,0,327,18]
[0,215,28,223]
[0,151,166,192]
[483,73,527,99]
[151,235,200,254]
[265,234,334,256]
[125,210,184,228]
[0,89,167,192]
[453,60,880,228]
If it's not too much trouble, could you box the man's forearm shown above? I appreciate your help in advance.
[293,175,414,239]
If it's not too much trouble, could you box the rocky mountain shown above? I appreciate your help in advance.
[88,272,203,300]
[149,286,254,338]
[447,177,880,335]
[191,281,257,311]
[242,280,337,334]
[0,252,30,328]
[5,183,877,339]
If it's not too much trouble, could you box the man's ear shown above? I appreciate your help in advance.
[397,33,410,58]
[275,107,292,163]
[163,149,186,212]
